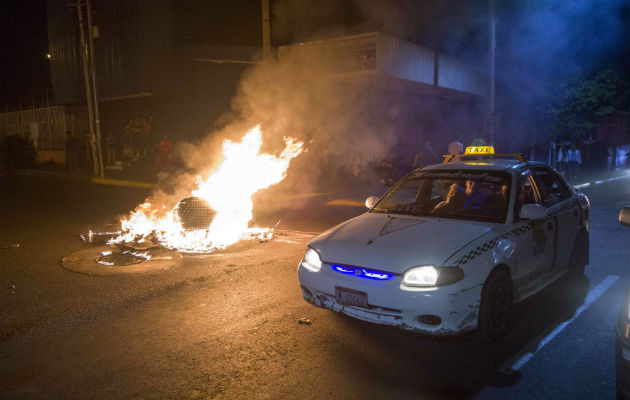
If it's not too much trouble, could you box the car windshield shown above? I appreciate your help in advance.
[371,170,511,223]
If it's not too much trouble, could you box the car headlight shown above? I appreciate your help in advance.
[301,248,322,272]
[402,265,464,287]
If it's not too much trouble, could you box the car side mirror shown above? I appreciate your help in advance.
[519,203,547,220]
[365,196,378,209]
[619,207,630,227]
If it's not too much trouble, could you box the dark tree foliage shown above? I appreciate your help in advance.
[540,69,629,141]
[0,135,37,173]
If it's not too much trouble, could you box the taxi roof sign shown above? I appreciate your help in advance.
[441,147,527,163]
[465,146,494,155]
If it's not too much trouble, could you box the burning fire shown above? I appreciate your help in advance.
[110,126,304,253]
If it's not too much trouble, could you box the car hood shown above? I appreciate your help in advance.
[310,212,494,274]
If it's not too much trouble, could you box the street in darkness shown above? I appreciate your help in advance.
[1,1,629,398]
[0,174,628,399]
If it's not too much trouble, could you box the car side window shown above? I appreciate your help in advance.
[515,171,539,221]
[532,168,571,207]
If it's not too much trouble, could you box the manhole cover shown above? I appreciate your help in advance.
[96,251,148,266]
[62,245,183,276]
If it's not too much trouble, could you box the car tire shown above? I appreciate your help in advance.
[567,232,588,279]
[478,269,513,343]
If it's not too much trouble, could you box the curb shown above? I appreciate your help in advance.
[19,169,155,189]
[92,177,154,189]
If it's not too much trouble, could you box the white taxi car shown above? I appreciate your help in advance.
[298,147,590,341]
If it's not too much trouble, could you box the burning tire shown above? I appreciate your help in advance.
[175,197,216,231]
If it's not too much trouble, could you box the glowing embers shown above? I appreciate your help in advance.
[331,264,394,281]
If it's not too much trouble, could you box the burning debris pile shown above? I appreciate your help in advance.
[106,126,303,254]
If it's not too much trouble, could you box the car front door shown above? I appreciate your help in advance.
[511,170,556,295]
[532,167,579,270]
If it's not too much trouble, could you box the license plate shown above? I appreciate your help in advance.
[335,286,368,308]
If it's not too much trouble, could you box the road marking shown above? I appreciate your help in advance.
[273,229,319,244]
[275,229,321,235]
[510,274,619,371]
[574,174,629,189]
[284,192,331,199]
[326,199,365,207]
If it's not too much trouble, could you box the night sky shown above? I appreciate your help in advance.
[1,0,51,109]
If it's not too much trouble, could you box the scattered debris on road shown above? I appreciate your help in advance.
[298,318,312,325]
[79,230,121,244]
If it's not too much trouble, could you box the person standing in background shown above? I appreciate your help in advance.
[105,132,116,166]
[65,131,79,173]
[414,139,440,168]
[557,144,567,175]
[448,134,464,155]
[564,143,582,181]
[140,117,152,157]
[156,133,174,171]
[470,137,487,147]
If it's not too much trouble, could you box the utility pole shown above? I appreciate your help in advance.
[76,0,100,176]
[262,0,271,60]
[86,0,104,177]
[488,0,496,146]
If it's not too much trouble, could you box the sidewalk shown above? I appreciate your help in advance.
[19,163,155,189]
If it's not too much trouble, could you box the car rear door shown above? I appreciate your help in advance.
[531,167,579,270]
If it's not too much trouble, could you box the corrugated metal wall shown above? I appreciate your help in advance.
[438,54,485,95]
[47,0,85,105]
[95,0,172,100]
[279,32,485,96]
[378,33,434,85]
[47,0,173,105]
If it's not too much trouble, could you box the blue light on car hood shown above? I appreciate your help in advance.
[331,264,394,281]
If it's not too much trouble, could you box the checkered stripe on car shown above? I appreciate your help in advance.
[453,223,533,267]
[547,200,579,217]
[452,199,581,267]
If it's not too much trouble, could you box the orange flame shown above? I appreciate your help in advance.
[110,125,303,252]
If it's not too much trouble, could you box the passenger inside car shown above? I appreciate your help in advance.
[430,183,466,214]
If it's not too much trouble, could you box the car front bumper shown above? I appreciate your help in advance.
[298,262,482,335]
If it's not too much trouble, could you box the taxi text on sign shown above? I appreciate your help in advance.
[465,146,495,155]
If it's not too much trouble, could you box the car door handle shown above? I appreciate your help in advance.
[547,221,554,231]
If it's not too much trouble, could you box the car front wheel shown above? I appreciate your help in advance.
[478,269,513,342]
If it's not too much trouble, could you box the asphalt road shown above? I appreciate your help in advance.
[0,173,628,399]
